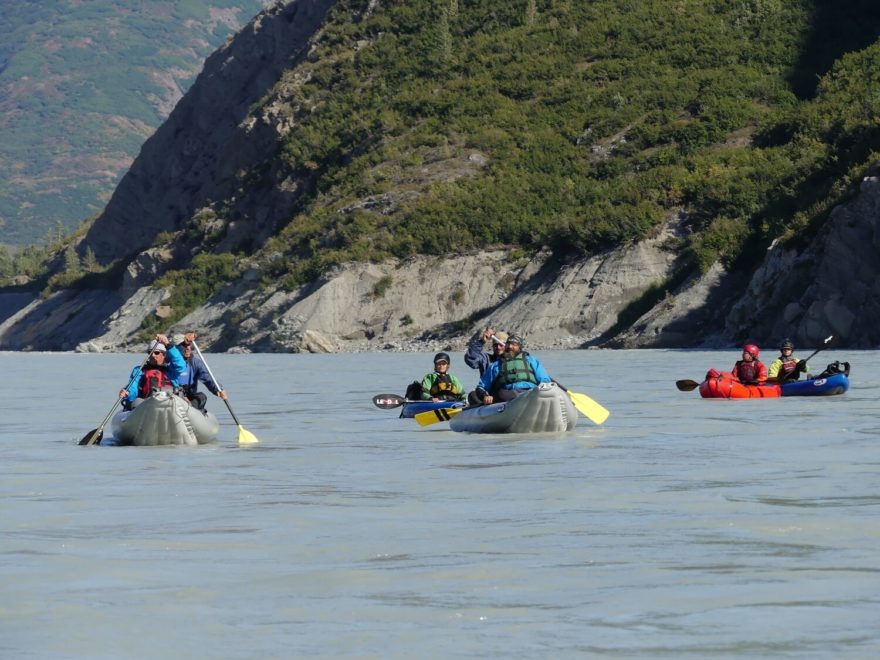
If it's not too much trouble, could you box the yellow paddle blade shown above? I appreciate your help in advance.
[567,391,610,425]
[414,407,463,427]
[237,425,259,445]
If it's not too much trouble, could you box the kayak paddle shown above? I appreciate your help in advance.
[554,382,610,425]
[801,334,834,364]
[191,341,258,445]
[372,393,408,409]
[79,351,152,446]
[675,379,701,392]
[414,406,463,427]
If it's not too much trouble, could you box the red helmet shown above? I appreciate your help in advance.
[743,344,760,358]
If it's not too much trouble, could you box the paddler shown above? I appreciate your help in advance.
[767,338,808,383]
[475,334,552,405]
[731,343,768,385]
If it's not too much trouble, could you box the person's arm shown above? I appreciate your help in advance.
[122,366,142,403]
[194,356,222,395]
[420,373,435,400]
[755,361,768,384]
[165,345,187,385]
[529,356,552,383]
[767,358,782,380]
[464,336,488,371]
[476,363,497,399]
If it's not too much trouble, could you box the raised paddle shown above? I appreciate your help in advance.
[676,335,836,391]
[414,406,464,427]
[78,351,152,446]
[191,340,258,445]
[800,334,834,364]
[554,382,610,425]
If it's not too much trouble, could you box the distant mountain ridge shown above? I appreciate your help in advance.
[0,0,271,245]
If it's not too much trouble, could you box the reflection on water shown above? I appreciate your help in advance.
[1,350,879,657]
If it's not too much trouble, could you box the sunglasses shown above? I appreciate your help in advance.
[434,360,449,366]
[151,350,165,356]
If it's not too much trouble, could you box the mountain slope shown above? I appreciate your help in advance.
[0,0,271,245]
[3,0,880,351]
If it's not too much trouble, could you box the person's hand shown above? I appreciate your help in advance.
[431,396,440,402]
[218,390,228,400]
[184,331,196,344]
[483,395,494,405]
[119,389,127,399]
[482,327,495,342]
[155,333,169,345]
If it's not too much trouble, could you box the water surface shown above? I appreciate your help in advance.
[1,350,878,658]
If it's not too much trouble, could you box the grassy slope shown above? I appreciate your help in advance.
[248,0,880,292]
[0,0,269,245]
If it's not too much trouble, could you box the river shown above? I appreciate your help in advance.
[1,349,878,658]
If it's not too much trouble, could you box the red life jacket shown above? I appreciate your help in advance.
[138,367,173,398]
[733,359,767,383]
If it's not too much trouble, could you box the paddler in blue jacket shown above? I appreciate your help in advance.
[174,331,227,410]
[474,334,552,405]
[119,334,187,409]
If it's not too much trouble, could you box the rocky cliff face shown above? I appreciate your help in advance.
[81,0,336,264]
[722,177,880,348]
[0,208,691,352]
[610,176,880,351]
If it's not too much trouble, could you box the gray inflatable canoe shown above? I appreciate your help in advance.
[449,382,578,434]
[110,390,219,446]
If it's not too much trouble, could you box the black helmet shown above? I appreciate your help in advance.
[781,338,794,350]
[433,352,450,364]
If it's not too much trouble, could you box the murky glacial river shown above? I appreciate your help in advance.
[1,349,878,658]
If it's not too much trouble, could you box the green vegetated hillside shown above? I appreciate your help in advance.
[247,0,880,294]
[6,0,880,317]
[0,0,270,245]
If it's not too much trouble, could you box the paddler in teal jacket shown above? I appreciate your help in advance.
[475,334,551,405]
[119,334,187,408]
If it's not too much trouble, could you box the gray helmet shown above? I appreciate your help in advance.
[433,352,450,364]
[781,338,794,350]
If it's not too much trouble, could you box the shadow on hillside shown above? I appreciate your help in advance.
[789,0,880,98]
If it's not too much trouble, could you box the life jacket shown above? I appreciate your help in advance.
[138,366,174,398]
[779,356,799,377]
[494,353,539,391]
[733,359,766,383]
[429,373,461,400]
